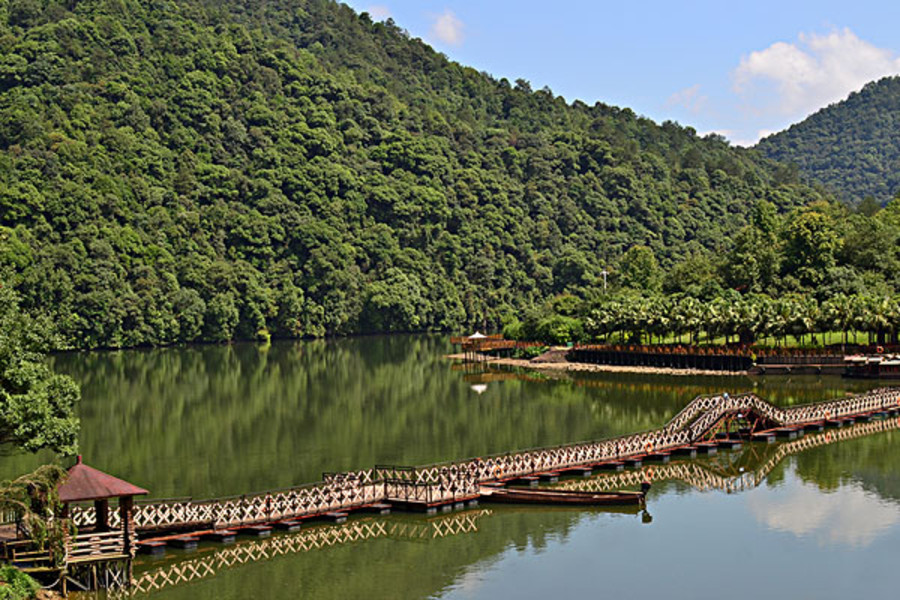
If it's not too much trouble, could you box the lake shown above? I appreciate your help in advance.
[3,335,898,599]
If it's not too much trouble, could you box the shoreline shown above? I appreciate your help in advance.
[445,353,748,377]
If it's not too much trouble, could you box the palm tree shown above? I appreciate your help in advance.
[791,296,818,346]
[851,295,874,346]
[677,296,703,346]
[871,296,892,346]
[734,295,760,346]
[821,294,852,350]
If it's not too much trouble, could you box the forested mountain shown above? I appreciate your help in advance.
[0,0,825,348]
[757,76,900,205]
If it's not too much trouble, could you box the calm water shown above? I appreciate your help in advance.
[3,335,899,599]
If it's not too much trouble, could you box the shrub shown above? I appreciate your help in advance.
[0,566,40,600]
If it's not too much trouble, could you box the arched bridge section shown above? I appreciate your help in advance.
[557,413,900,495]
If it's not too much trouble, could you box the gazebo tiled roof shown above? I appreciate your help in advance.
[58,456,149,503]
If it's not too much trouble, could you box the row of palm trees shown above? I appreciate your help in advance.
[583,293,898,347]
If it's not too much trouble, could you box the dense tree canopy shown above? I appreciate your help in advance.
[757,76,900,205]
[0,282,79,453]
[508,197,900,347]
[0,0,830,348]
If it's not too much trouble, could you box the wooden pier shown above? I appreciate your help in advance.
[101,395,900,599]
[557,412,900,495]
[7,387,898,594]
[450,334,545,361]
[59,387,900,536]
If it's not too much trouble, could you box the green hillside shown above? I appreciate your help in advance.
[0,0,824,348]
[757,76,900,205]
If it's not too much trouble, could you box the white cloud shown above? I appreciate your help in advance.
[747,480,900,548]
[733,28,900,118]
[430,10,465,46]
[667,84,708,114]
[366,5,391,21]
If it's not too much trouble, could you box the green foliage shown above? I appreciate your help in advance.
[0,464,72,567]
[513,345,549,359]
[758,76,900,204]
[514,299,586,345]
[782,207,841,286]
[0,565,39,600]
[0,282,79,453]
[362,268,426,332]
[663,252,719,297]
[0,0,824,348]
[501,318,524,341]
[204,293,239,342]
[532,315,584,345]
[618,246,662,293]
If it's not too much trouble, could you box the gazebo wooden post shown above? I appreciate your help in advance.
[119,495,135,559]
[94,498,109,531]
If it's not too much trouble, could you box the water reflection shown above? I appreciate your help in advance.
[747,479,900,547]
[3,335,882,500]
[114,510,495,598]
[19,335,896,600]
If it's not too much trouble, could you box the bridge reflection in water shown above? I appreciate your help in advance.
[95,415,898,599]
[102,510,492,598]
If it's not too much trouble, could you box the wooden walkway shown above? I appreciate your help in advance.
[67,388,900,534]
[104,403,900,599]
[557,413,900,495]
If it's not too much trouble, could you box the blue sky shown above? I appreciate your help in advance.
[343,1,900,146]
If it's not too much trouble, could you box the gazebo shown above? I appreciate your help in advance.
[463,332,488,362]
[57,456,148,565]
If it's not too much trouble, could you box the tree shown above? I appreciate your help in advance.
[203,293,239,342]
[0,464,74,566]
[0,0,845,351]
[857,195,881,217]
[618,246,662,293]
[0,283,79,454]
[821,294,853,349]
[724,222,781,294]
[173,288,206,342]
[361,268,426,332]
[664,252,721,297]
[839,214,899,277]
[552,249,592,292]
[782,210,841,287]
